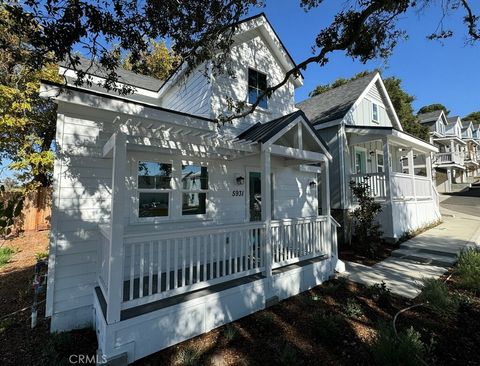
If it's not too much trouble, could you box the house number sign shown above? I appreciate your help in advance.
[232,190,244,197]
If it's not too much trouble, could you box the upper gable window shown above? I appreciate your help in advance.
[248,68,268,109]
[372,103,379,123]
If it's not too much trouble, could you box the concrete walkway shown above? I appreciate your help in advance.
[340,216,480,299]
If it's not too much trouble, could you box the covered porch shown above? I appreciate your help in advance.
[346,126,440,239]
[94,111,339,363]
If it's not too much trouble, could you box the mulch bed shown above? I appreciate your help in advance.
[1,231,479,365]
[338,242,399,267]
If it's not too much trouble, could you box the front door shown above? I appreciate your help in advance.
[355,150,367,174]
[248,172,262,221]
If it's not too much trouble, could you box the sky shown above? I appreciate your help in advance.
[252,1,480,117]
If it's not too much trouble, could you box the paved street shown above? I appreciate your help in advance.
[440,188,480,218]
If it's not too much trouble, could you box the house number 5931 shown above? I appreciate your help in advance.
[232,190,244,197]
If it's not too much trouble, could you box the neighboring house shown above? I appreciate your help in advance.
[457,118,480,180]
[418,110,467,192]
[40,13,339,364]
[298,72,441,243]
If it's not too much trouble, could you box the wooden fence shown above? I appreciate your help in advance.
[20,187,52,232]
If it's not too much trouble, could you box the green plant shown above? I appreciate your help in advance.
[174,346,202,366]
[313,310,342,343]
[222,324,238,342]
[278,345,303,366]
[257,311,275,325]
[0,247,15,267]
[344,298,364,319]
[35,251,49,261]
[457,249,480,292]
[0,187,24,237]
[372,322,431,366]
[349,179,383,258]
[419,278,458,317]
[367,281,392,307]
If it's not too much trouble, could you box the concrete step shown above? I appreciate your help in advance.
[391,248,457,267]
[399,243,458,258]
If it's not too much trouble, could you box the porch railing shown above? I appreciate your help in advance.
[350,173,387,198]
[434,152,464,165]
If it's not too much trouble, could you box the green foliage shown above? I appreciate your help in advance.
[419,278,459,317]
[457,249,480,292]
[367,281,392,307]
[464,111,480,125]
[0,247,15,267]
[313,310,342,343]
[122,40,181,80]
[349,179,383,258]
[309,71,372,97]
[343,298,364,319]
[417,104,450,115]
[35,251,49,261]
[383,76,429,141]
[372,322,432,366]
[0,187,24,237]
[222,324,238,342]
[278,345,303,366]
[174,346,202,366]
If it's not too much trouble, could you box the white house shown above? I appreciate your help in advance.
[457,118,480,180]
[298,72,441,243]
[418,110,467,192]
[40,13,339,364]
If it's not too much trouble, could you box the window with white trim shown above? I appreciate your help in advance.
[372,103,379,123]
[137,161,172,218]
[181,164,208,215]
[248,68,268,109]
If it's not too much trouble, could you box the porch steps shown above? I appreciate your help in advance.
[391,248,457,267]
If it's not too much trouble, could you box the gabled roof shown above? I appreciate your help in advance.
[236,110,329,153]
[447,116,461,124]
[60,55,164,92]
[296,72,377,126]
[417,110,443,124]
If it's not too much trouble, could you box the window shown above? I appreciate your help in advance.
[181,164,208,215]
[248,68,268,109]
[138,161,172,218]
[372,103,379,123]
[376,153,384,173]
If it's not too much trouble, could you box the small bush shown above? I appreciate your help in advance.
[457,249,480,292]
[222,324,238,342]
[278,345,303,366]
[0,247,14,267]
[174,346,202,366]
[420,278,458,317]
[35,251,49,261]
[344,298,363,319]
[367,281,392,307]
[313,311,342,343]
[372,322,431,366]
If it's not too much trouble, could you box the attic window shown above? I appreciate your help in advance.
[372,103,379,123]
[248,68,268,109]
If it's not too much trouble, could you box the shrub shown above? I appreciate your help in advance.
[222,324,238,342]
[367,281,392,307]
[372,322,431,366]
[419,278,458,317]
[0,247,14,267]
[278,345,303,366]
[35,251,49,261]
[313,310,342,343]
[174,346,202,366]
[349,179,383,258]
[457,249,480,292]
[344,298,363,319]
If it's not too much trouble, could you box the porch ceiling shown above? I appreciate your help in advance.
[346,126,438,153]
[433,136,467,146]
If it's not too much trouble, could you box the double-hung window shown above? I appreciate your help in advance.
[181,164,208,216]
[137,161,172,218]
[248,68,268,109]
[372,103,379,123]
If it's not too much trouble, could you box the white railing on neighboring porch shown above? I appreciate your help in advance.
[350,173,387,198]
[271,217,328,269]
[435,152,464,165]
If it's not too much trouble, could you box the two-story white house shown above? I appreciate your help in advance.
[298,72,441,244]
[457,118,480,180]
[418,110,467,192]
[40,13,339,364]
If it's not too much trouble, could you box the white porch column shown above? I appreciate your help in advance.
[321,159,334,269]
[407,149,416,200]
[382,138,395,238]
[106,132,126,324]
[261,147,272,285]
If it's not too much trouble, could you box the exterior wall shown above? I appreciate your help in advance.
[344,82,393,128]
[390,200,441,238]
[161,66,213,118]
[210,32,296,137]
